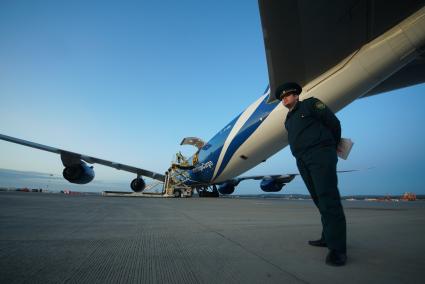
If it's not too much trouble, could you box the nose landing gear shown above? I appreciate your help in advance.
[197,185,219,198]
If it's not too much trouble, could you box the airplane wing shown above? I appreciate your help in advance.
[217,168,360,190]
[214,174,296,194]
[234,174,296,184]
[258,0,425,101]
[222,168,359,184]
[216,174,296,186]
[0,133,165,182]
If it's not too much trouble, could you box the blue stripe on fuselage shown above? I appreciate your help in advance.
[188,113,241,183]
[213,95,279,180]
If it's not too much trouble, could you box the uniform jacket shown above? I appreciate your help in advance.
[284,97,341,158]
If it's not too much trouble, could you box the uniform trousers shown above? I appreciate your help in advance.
[296,145,346,253]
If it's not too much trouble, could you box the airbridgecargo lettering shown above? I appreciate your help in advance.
[192,161,214,174]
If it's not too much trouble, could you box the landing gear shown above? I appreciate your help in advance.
[171,186,193,198]
[173,189,182,198]
[197,185,219,198]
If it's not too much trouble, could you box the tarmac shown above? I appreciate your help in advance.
[0,191,424,284]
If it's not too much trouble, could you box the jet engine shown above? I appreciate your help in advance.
[62,162,95,184]
[130,178,146,192]
[217,183,236,195]
[260,177,285,192]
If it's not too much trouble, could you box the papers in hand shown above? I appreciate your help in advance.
[337,138,354,160]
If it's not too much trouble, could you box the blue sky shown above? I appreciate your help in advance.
[0,0,424,195]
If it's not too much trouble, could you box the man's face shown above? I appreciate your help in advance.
[282,93,298,109]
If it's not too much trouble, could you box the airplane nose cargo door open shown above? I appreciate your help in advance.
[103,137,206,198]
[162,137,207,197]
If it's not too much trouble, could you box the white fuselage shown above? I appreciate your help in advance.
[209,6,425,183]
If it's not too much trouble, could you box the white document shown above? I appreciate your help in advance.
[337,138,354,160]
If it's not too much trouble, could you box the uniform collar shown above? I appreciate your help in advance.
[289,100,300,113]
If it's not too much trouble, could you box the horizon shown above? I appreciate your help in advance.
[0,167,422,197]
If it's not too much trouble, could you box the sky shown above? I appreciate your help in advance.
[0,0,424,195]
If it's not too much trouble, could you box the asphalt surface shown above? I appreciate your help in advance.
[1,191,424,284]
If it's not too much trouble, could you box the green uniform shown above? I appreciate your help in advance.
[285,97,346,253]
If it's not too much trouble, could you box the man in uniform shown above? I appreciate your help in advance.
[277,82,347,266]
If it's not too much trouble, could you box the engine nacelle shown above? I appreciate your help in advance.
[260,178,285,192]
[217,183,235,195]
[130,178,146,192]
[63,162,95,184]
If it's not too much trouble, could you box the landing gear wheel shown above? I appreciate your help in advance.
[211,185,219,197]
[197,186,219,198]
[173,189,182,198]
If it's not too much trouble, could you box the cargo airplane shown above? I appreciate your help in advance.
[1,1,425,197]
